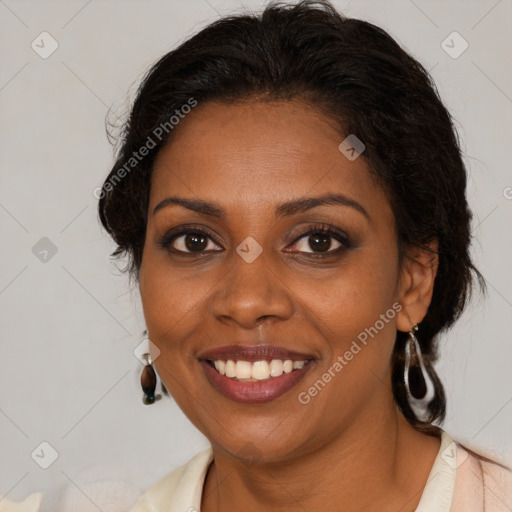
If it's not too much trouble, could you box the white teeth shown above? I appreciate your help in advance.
[251,361,270,380]
[214,360,226,375]
[225,360,236,378]
[235,360,252,379]
[269,359,283,377]
[211,359,308,380]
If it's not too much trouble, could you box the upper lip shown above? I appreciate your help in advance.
[198,344,316,362]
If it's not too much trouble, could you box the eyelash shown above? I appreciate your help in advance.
[157,223,352,259]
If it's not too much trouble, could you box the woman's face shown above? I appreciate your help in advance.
[139,99,409,461]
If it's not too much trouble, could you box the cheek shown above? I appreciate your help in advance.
[139,257,212,421]
[139,252,211,337]
[138,249,220,412]
[301,244,399,334]
[295,245,400,385]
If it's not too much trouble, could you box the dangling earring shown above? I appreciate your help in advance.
[404,324,435,417]
[141,352,162,405]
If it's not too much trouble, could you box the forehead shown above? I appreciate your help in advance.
[150,100,391,225]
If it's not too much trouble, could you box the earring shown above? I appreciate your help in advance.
[404,324,435,416]
[141,352,162,405]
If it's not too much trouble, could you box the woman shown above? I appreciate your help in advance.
[97,1,512,510]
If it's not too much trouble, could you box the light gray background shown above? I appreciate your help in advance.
[1,0,511,510]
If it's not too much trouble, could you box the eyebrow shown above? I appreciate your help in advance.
[153,193,369,221]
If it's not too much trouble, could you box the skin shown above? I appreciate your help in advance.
[138,99,441,512]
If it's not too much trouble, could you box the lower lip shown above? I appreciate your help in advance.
[200,360,314,404]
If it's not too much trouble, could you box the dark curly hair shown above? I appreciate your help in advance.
[98,0,485,433]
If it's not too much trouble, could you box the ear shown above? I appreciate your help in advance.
[396,239,439,333]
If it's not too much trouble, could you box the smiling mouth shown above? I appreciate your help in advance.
[204,358,314,381]
[199,357,315,404]
[197,344,317,403]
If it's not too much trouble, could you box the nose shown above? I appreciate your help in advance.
[210,250,294,329]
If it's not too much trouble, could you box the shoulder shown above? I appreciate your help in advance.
[480,456,512,508]
[129,447,214,512]
[451,441,512,512]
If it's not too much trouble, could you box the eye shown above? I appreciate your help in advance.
[287,224,351,256]
[172,232,220,253]
[158,226,223,254]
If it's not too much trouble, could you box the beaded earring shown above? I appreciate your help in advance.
[141,352,162,405]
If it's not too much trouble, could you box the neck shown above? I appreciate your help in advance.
[201,396,440,512]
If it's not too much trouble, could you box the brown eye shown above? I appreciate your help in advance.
[170,232,221,253]
[286,225,352,257]
[158,226,224,255]
[298,232,341,253]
